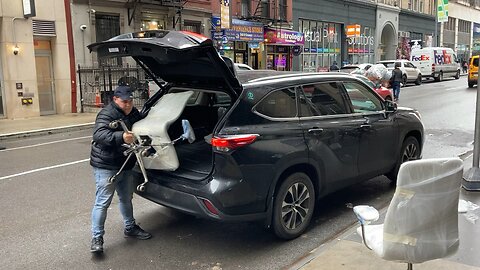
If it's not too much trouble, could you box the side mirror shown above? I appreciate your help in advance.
[385,100,397,113]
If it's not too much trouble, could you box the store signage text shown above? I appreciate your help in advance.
[304,29,338,43]
[264,28,304,45]
[347,35,374,46]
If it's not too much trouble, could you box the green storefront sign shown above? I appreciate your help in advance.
[437,0,449,23]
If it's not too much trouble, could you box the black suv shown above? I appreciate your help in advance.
[89,30,424,239]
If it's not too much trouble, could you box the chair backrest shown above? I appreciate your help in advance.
[381,158,463,264]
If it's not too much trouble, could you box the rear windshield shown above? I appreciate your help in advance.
[379,62,395,68]
[473,58,479,67]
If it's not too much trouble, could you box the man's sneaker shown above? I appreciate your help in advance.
[124,225,152,240]
[90,237,104,253]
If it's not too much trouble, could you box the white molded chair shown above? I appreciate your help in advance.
[353,158,464,270]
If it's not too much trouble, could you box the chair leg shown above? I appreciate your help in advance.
[407,262,413,270]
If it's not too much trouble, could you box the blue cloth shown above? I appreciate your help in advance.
[392,81,401,100]
[91,167,136,238]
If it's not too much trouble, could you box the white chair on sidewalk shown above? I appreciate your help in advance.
[353,158,464,270]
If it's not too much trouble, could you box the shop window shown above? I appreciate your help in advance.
[444,17,456,31]
[458,19,471,33]
[141,20,164,31]
[183,20,201,34]
[95,14,121,65]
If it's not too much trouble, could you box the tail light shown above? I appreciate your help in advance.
[211,134,259,152]
[431,63,435,73]
[200,198,219,216]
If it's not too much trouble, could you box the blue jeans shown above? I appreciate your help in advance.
[91,167,136,238]
[392,81,401,100]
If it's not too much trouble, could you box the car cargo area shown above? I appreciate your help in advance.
[134,89,232,182]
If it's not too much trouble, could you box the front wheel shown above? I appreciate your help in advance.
[272,172,315,240]
[415,75,422,85]
[386,136,421,182]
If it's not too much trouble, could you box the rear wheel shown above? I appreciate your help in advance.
[272,172,315,240]
[454,70,460,79]
[386,136,420,182]
[415,74,422,85]
[434,71,443,82]
[469,82,475,88]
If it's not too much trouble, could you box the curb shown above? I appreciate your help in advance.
[0,122,94,140]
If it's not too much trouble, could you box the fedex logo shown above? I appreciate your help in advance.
[412,55,430,61]
[434,50,452,65]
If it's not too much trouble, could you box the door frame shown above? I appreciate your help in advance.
[35,49,56,115]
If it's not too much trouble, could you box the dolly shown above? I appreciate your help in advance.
[108,119,195,192]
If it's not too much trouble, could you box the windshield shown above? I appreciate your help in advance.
[473,58,479,67]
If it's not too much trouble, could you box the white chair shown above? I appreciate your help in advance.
[353,158,464,270]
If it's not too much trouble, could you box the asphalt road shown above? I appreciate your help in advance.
[0,76,475,270]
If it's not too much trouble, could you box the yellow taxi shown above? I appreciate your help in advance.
[468,55,479,88]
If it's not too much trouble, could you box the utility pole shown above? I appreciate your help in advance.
[463,64,480,190]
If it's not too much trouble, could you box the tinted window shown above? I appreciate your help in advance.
[343,82,383,113]
[299,82,347,116]
[473,58,479,67]
[256,88,297,118]
[405,62,414,68]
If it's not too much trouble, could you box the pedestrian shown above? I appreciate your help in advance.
[90,85,151,254]
[390,62,403,102]
[330,61,339,72]
[463,60,468,74]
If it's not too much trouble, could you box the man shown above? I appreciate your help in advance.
[330,61,339,72]
[391,62,403,102]
[90,85,151,253]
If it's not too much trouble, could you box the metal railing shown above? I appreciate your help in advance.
[77,64,150,113]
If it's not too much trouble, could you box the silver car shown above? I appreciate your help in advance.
[377,60,422,86]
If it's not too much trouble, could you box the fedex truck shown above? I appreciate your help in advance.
[410,47,460,82]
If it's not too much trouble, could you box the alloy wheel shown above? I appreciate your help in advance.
[281,182,311,230]
[402,143,418,162]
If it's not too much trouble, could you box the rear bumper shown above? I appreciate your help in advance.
[132,176,267,222]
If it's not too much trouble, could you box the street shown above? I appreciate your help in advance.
[0,76,476,270]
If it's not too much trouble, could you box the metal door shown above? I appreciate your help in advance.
[35,55,56,115]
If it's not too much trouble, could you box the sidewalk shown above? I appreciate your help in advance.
[0,112,97,140]
[290,154,480,270]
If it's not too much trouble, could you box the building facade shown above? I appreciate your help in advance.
[0,0,73,119]
[292,0,436,72]
[439,0,480,62]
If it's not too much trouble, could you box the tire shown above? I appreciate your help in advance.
[434,71,443,82]
[386,136,421,182]
[415,74,422,85]
[454,70,460,80]
[469,82,475,88]
[272,172,315,240]
[401,75,407,87]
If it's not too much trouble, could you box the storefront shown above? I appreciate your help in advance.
[212,17,264,68]
[346,24,375,65]
[397,11,435,59]
[264,28,304,71]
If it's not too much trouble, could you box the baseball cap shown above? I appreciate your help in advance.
[113,85,133,100]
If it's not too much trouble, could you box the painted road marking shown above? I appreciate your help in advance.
[0,158,90,180]
[0,136,91,152]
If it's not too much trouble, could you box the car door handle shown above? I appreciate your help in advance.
[308,128,324,134]
[360,124,372,129]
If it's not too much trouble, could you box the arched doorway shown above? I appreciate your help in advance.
[379,23,396,60]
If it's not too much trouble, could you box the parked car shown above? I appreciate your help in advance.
[352,74,393,101]
[377,60,422,86]
[468,55,479,88]
[410,47,461,82]
[89,30,425,240]
[339,63,373,74]
[234,63,254,71]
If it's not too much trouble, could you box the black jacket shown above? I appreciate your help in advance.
[90,102,142,170]
[391,68,403,83]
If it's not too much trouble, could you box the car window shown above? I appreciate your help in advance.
[380,62,395,68]
[298,82,347,116]
[255,88,297,118]
[405,62,414,68]
[343,82,383,113]
[472,58,479,67]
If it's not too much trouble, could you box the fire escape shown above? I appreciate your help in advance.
[243,0,289,27]
[125,0,188,28]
